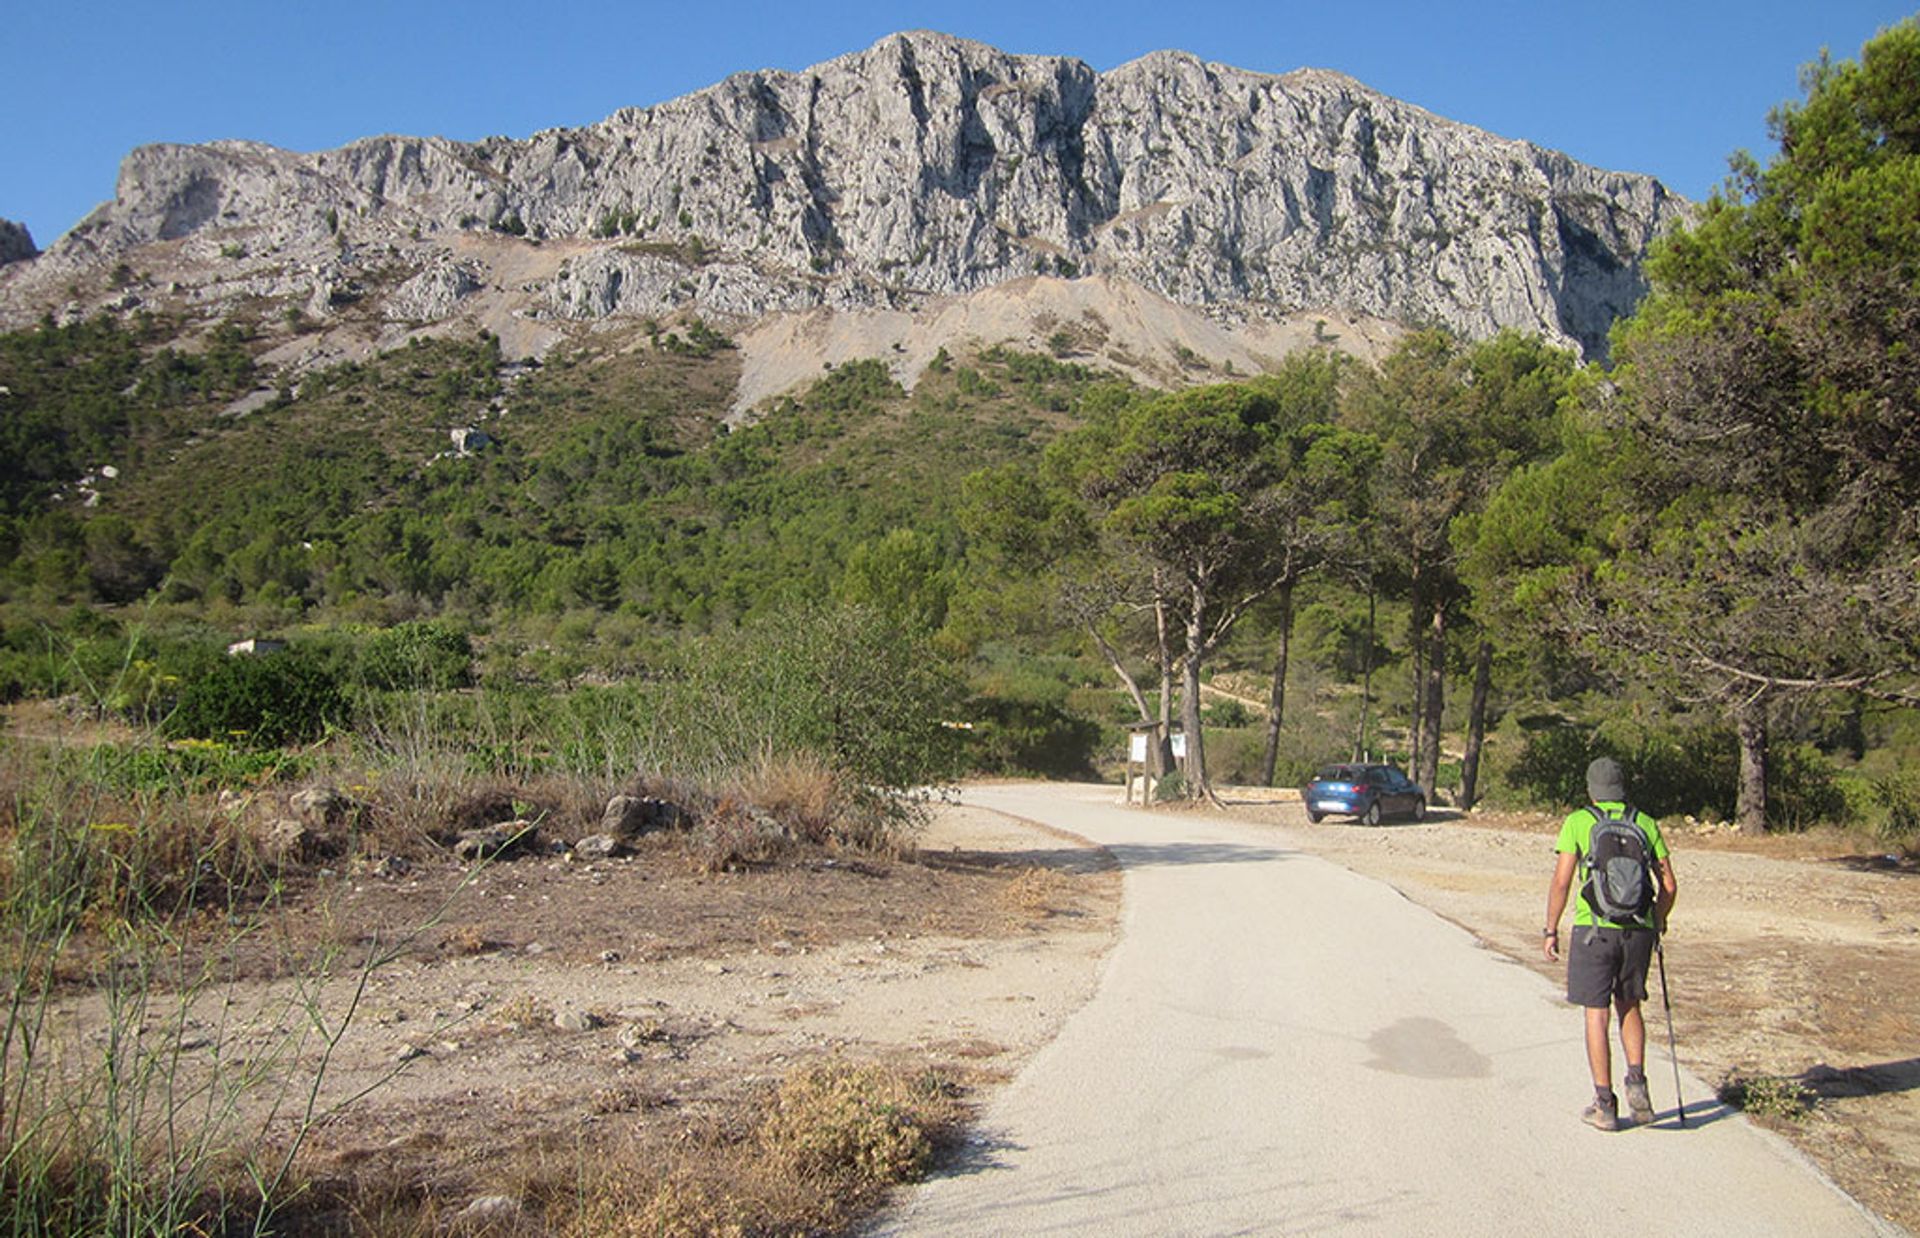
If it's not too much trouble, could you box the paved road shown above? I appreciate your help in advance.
[872,783,1895,1236]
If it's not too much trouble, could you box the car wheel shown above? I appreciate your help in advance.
[1307,812,1324,824]
[1362,801,1383,827]
[1411,797,1426,822]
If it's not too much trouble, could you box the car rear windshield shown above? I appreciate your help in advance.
[1313,766,1363,781]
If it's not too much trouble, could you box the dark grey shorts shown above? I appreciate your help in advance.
[1566,925,1656,1009]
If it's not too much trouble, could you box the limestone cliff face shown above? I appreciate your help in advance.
[0,219,34,266]
[6,32,1685,356]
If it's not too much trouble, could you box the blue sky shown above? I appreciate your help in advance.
[3,1,1913,247]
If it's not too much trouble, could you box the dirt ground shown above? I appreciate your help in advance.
[22,784,1920,1233]
[1218,794,1920,1236]
[27,802,1123,1230]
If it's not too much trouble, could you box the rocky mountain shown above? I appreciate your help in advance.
[0,220,35,266]
[1,31,1686,391]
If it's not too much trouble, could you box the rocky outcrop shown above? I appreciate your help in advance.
[599,794,688,838]
[3,32,1688,357]
[0,219,33,265]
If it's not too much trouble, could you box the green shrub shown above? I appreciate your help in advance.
[1201,727,1267,786]
[355,620,473,690]
[1500,721,1599,808]
[1203,716,1348,789]
[70,740,305,795]
[162,647,346,746]
[1499,716,1845,828]
[964,695,1102,778]
[1203,697,1253,728]
[1761,742,1850,832]
[664,602,964,806]
[1718,1072,1812,1120]
[1877,775,1920,845]
[1840,768,1920,844]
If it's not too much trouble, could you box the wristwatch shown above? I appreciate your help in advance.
[1542,927,1558,937]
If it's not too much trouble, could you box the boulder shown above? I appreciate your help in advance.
[452,1195,521,1229]
[290,785,363,827]
[453,820,538,861]
[553,1008,599,1033]
[572,833,622,860]
[601,794,687,838]
[363,854,412,879]
[256,817,326,863]
[387,260,480,321]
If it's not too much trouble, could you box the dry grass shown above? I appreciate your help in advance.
[490,994,555,1031]
[734,753,841,844]
[441,923,495,956]
[687,753,923,872]
[1001,865,1074,924]
[555,1060,966,1238]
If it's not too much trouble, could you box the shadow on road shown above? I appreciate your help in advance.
[920,840,1290,875]
[1646,1099,1739,1130]
[1105,841,1291,867]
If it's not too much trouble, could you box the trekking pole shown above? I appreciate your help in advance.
[1654,932,1687,1126]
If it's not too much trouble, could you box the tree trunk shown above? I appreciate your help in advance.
[1259,581,1296,786]
[1459,639,1493,811]
[1736,702,1769,834]
[1417,597,1446,793]
[1091,627,1153,726]
[1409,625,1426,775]
[1182,579,1216,803]
[1354,581,1375,761]
[1154,579,1176,777]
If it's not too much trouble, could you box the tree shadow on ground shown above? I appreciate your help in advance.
[1822,852,1920,877]
[918,840,1290,876]
[1800,1057,1920,1100]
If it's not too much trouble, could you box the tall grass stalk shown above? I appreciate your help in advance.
[1,739,475,1236]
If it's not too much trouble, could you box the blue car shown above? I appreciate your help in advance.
[1302,763,1427,825]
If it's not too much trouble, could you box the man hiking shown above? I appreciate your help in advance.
[1543,757,1678,1130]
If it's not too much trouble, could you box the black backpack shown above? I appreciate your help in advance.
[1580,804,1658,926]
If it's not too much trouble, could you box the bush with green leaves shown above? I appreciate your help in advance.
[162,647,346,746]
[1498,714,1846,827]
[663,602,964,803]
[964,695,1102,778]
[1203,697,1254,728]
[1718,1072,1812,1120]
[354,620,473,690]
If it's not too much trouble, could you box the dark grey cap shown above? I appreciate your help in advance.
[1586,757,1627,803]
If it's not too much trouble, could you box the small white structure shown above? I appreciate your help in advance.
[226,638,287,657]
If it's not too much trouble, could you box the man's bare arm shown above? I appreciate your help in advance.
[1544,850,1577,960]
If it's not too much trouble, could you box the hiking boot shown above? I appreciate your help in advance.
[1623,1077,1655,1125]
[1582,1096,1620,1132]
